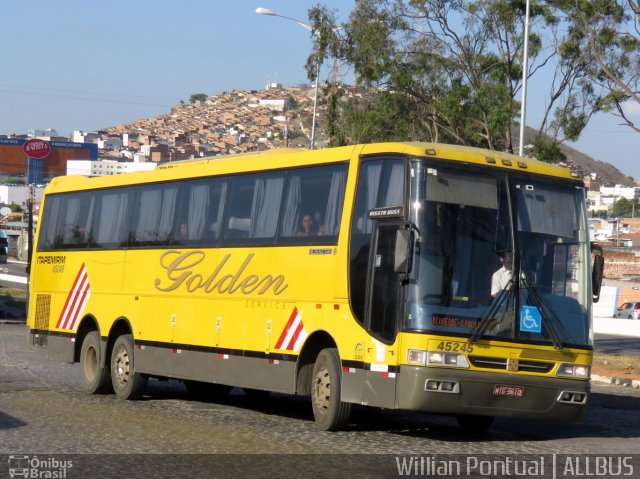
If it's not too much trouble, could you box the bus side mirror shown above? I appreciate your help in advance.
[591,243,604,303]
[394,228,413,274]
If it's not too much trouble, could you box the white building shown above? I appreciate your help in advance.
[67,159,156,177]
[600,184,640,201]
[98,137,123,150]
[72,130,99,144]
[258,98,286,111]
[28,128,59,138]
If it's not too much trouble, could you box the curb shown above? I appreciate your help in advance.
[591,373,640,389]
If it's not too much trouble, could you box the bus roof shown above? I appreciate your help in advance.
[44,142,579,194]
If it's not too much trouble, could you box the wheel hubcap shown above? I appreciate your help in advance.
[113,348,130,388]
[313,366,331,414]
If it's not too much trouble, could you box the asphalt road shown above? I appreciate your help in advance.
[0,260,27,288]
[595,334,640,355]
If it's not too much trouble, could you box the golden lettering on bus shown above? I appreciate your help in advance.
[154,250,289,296]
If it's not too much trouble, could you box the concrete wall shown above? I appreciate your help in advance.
[603,251,640,277]
[594,316,640,337]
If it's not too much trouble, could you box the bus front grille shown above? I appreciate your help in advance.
[32,294,51,346]
[469,356,554,373]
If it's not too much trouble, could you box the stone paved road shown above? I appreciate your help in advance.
[1,323,640,477]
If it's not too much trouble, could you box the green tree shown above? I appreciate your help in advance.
[307,1,606,152]
[612,198,640,218]
[530,135,567,164]
[551,1,640,133]
[189,93,208,103]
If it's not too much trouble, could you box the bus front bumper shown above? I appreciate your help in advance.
[397,365,590,421]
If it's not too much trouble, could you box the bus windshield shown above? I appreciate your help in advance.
[405,162,592,348]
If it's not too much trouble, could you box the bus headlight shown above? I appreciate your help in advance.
[407,349,427,365]
[556,363,590,378]
[426,351,469,368]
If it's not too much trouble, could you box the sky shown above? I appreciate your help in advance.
[1,0,638,178]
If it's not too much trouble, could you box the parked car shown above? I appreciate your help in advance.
[613,302,640,320]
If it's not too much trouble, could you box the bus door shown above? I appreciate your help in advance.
[361,219,406,409]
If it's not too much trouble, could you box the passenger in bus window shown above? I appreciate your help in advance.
[491,252,512,297]
[296,214,318,236]
[177,223,189,241]
[70,226,87,245]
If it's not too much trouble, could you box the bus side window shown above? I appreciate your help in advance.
[172,181,210,244]
[279,163,347,240]
[202,179,227,243]
[56,192,96,249]
[222,172,284,243]
[130,184,178,246]
[93,189,131,248]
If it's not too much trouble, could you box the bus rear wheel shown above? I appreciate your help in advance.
[311,348,352,431]
[111,334,147,400]
[79,330,112,394]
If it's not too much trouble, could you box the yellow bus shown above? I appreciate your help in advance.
[27,142,603,431]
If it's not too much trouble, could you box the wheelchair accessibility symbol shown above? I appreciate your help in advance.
[520,306,542,333]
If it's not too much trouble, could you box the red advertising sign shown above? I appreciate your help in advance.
[22,139,52,159]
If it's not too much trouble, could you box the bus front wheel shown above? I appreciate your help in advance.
[110,334,148,400]
[311,348,352,431]
[79,330,112,394]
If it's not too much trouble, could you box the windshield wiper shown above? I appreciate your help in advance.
[520,277,564,350]
[469,279,514,343]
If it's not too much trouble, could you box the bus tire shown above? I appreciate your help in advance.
[311,348,352,431]
[456,414,494,433]
[79,330,112,394]
[110,334,147,400]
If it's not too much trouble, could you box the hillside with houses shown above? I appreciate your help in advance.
[97,84,320,162]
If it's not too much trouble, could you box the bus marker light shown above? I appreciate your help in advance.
[218,353,229,359]
[425,379,460,393]
[343,367,356,373]
[268,359,280,365]
[557,390,587,404]
[172,349,182,354]
[426,351,469,368]
[426,380,440,390]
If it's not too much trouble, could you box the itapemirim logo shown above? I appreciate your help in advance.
[8,455,72,478]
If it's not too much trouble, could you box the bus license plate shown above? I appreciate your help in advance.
[493,384,525,397]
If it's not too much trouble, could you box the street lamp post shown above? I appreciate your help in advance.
[518,0,531,157]
[256,7,320,149]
